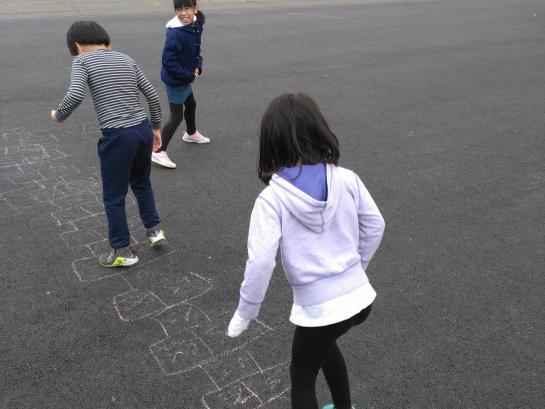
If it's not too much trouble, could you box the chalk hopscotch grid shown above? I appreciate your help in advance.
[0,127,290,408]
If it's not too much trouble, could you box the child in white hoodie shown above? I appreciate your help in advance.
[227,93,385,409]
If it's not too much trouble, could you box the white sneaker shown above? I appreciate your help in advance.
[151,151,176,168]
[146,228,166,247]
[182,130,210,144]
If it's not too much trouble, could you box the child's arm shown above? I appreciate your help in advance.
[52,59,88,122]
[228,195,281,337]
[196,18,204,75]
[134,63,162,130]
[355,175,385,271]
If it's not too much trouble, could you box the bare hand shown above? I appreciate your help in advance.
[194,68,200,78]
[152,128,162,151]
[50,110,58,123]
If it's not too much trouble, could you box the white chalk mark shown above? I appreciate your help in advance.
[201,365,221,391]
[151,317,169,337]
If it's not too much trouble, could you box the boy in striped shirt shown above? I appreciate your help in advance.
[51,20,166,267]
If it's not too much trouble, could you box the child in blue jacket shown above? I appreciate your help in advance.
[153,0,209,169]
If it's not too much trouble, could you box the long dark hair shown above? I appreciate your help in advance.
[173,0,206,25]
[258,93,340,184]
[66,20,110,56]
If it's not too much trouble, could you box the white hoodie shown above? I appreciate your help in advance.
[235,164,385,322]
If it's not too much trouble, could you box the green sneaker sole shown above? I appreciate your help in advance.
[98,256,139,268]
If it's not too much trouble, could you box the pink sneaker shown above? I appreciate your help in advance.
[182,130,210,144]
[151,151,176,168]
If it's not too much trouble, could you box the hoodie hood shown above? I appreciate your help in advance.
[269,163,341,233]
[166,15,197,28]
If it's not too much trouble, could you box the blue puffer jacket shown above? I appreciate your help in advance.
[160,15,203,86]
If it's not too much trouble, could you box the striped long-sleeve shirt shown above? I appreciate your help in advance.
[56,49,161,129]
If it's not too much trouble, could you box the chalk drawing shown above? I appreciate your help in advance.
[0,127,291,408]
[202,362,291,409]
[114,289,169,321]
[150,314,272,377]
[202,349,262,389]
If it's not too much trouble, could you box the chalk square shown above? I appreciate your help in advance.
[113,289,167,321]
[192,314,271,357]
[123,270,212,307]
[71,256,121,282]
[155,302,212,336]
[150,331,213,375]
[202,382,263,409]
[242,364,291,405]
[203,350,261,389]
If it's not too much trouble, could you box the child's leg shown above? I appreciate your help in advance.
[129,121,160,229]
[98,128,140,249]
[159,103,184,151]
[290,305,373,409]
[322,305,373,408]
[183,93,197,135]
[290,320,353,409]
[322,342,351,408]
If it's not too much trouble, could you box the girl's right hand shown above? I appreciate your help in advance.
[227,311,251,337]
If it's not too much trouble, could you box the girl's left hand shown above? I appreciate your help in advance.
[227,311,251,337]
[194,68,200,78]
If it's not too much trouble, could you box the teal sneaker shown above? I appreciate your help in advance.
[146,228,166,247]
[322,405,334,409]
[98,246,138,267]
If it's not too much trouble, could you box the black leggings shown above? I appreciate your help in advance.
[159,93,197,152]
[290,304,372,409]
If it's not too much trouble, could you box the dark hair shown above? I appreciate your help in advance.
[258,93,340,184]
[173,0,206,25]
[66,20,110,56]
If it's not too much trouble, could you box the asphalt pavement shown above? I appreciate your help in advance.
[1,0,544,408]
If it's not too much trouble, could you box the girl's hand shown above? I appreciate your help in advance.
[194,68,200,78]
[152,128,162,151]
[50,110,58,123]
[227,311,251,337]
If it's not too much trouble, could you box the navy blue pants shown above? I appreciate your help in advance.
[98,120,160,249]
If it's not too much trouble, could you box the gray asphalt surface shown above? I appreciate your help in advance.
[1,0,544,408]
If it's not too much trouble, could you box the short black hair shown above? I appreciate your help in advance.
[258,93,340,184]
[66,20,110,56]
[173,0,205,25]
